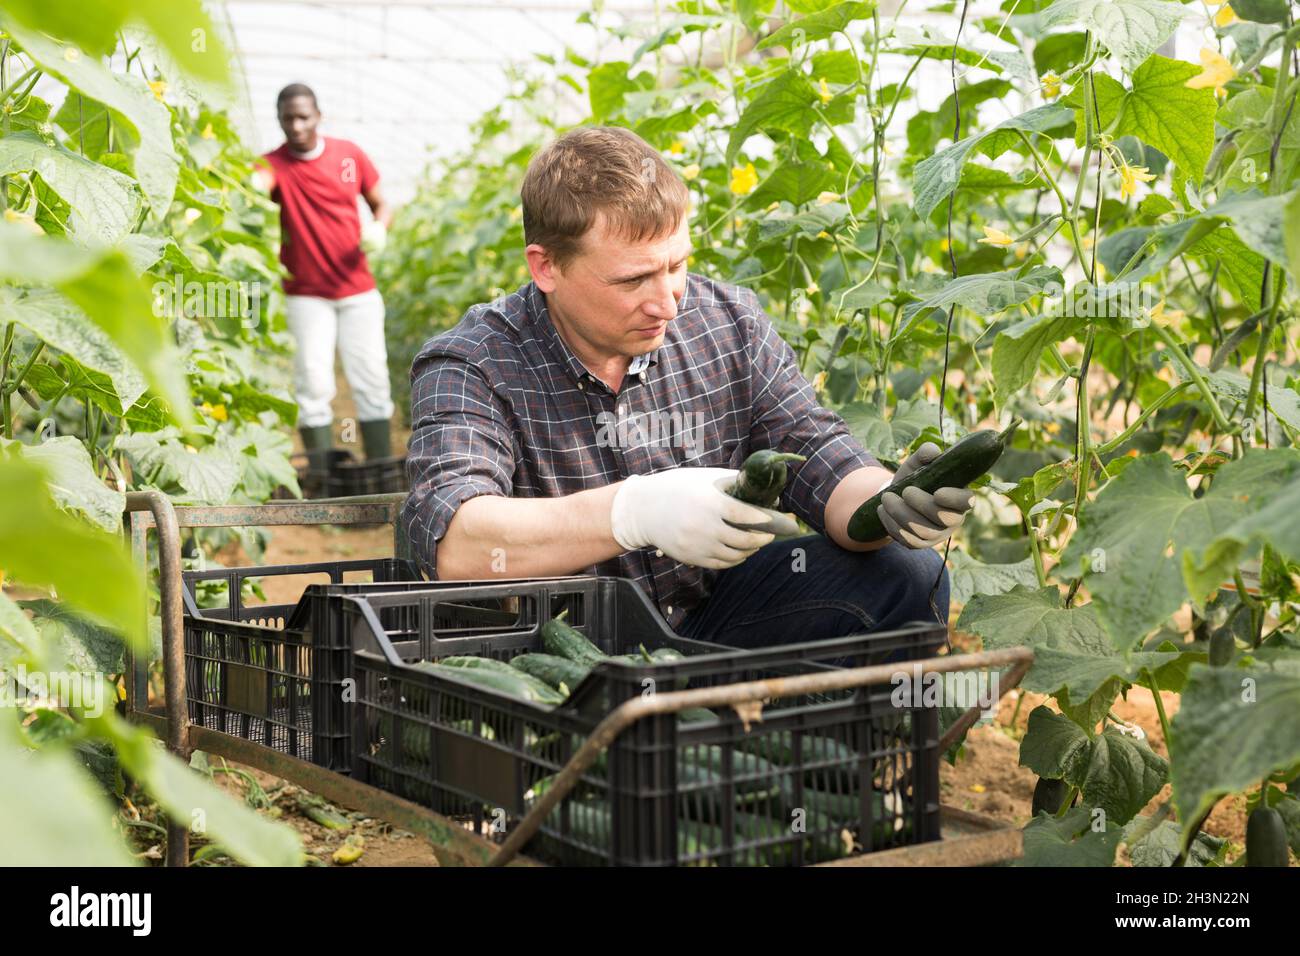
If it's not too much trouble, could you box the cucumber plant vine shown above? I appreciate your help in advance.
[378,0,1300,865]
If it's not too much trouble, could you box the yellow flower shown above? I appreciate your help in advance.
[148,80,167,102]
[1014,242,1029,260]
[733,217,745,230]
[816,190,840,205]
[687,254,696,266]
[200,122,215,140]
[1146,299,1186,324]
[812,370,828,393]
[1040,71,1061,99]
[199,402,228,422]
[668,140,685,155]
[939,237,950,252]
[805,283,819,295]
[815,230,831,239]
[681,163,701,181]
[1118,163,1156,199]
[977,225,1014,247]
[1213,2,1237,27]
[729,163,757,195]
[970,784,986,794]
[1186,47,1236,98]
[818,77,832,105]
[3,208,42,235]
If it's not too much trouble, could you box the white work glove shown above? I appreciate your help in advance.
[610,467,782,569]
[361,219,387,255]
[878,442,975,549]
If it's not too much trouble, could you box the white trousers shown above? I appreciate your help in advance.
[285,289,395,428]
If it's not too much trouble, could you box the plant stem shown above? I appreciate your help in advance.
[1150,323,1233,434]
[1026,513,1047,586]
[1095,382,1193,454]
[1146,677,1172,756]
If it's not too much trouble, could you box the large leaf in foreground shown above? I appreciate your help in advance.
[1169,661,1300,843]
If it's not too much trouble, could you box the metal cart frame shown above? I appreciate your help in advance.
[123,490,1032,868]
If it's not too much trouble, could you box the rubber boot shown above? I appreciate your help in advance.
[360,418,392,460]
[299,424,334,453]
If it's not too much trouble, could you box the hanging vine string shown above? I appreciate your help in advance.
[924,0,973,636]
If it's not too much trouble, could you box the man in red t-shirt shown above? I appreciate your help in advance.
[256,83,395,459]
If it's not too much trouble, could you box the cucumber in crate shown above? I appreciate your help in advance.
[347,576,946,866]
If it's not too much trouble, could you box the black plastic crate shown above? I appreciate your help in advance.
[182,557,424,769]
[343,577,946,866]
[181,560,583,772]
[273,450,407,499]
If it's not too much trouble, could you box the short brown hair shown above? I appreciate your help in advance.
[521,125,690,271]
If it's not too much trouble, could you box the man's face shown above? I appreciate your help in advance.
[278,95,320,152]
[531,213,692,361]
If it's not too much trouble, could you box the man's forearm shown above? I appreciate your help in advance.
[436,482,625,579]
[824,464,895,551]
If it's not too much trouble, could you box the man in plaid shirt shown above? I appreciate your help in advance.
[401,126,973,646]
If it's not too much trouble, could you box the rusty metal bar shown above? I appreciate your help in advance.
[186,726,539,867]
[813,809,1023,867]
[124,491,189,868]
[488,646,1035,866]
[937,655,1034,755]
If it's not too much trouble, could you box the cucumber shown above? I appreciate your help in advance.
[1031,777,1070,816]
[524,790,725,864]
[410,660,565,706]
[1208,629,1236,667]
[800,787,910,845]
[509,653,590,692]
[732,810,847,865]
[541,609,606,665]
[734,730,861,791]
[848,418,1022,542]
[438,655,518,674]
[1245,806,1290,867]
[728,450,807,508]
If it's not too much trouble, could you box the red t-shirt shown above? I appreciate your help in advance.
[263,137,379,298]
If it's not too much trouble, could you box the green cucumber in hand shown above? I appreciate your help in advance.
[728,450,807,508]
[847,419,1022,542]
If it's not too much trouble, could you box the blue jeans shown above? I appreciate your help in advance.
[675,535,950,650]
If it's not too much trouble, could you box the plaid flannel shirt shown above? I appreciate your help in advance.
[401,272,880,630]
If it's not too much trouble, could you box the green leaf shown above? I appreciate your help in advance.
[1169,662,1300,844]
[1072,55,1217,182]
[587,61,636,120]
[3,19,182,222]
[727,70,819,164]
[0,132,141,243]
[1126,819,1226,866]
[0,456,145,647]
[2,436,124,533]
[957,585,1111,658]
[901,266,1063,331]
[1019,806,1123,866]
[0,591,41,670]
[0,224,193,423]
[1188,228,1265,313]
[756,1,876,51]
[0,717,136,866]
[992,309,1082,397]
[946,550,1040,606]
[0,0,231,85]
[1183,449,1300,602]
[912,105,1072,218]
[1228,0,1290,24]
[1073,727,1168,825]
[117,431,241,504]
[22,598,125,674]
[1037,0,1187,71]
[750,161,837,207]
[1061,452,1298,645]
[94,711,303,867]
[1202,189,1296,269]
[838,398,938,461]
[1020,705,1092,779]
